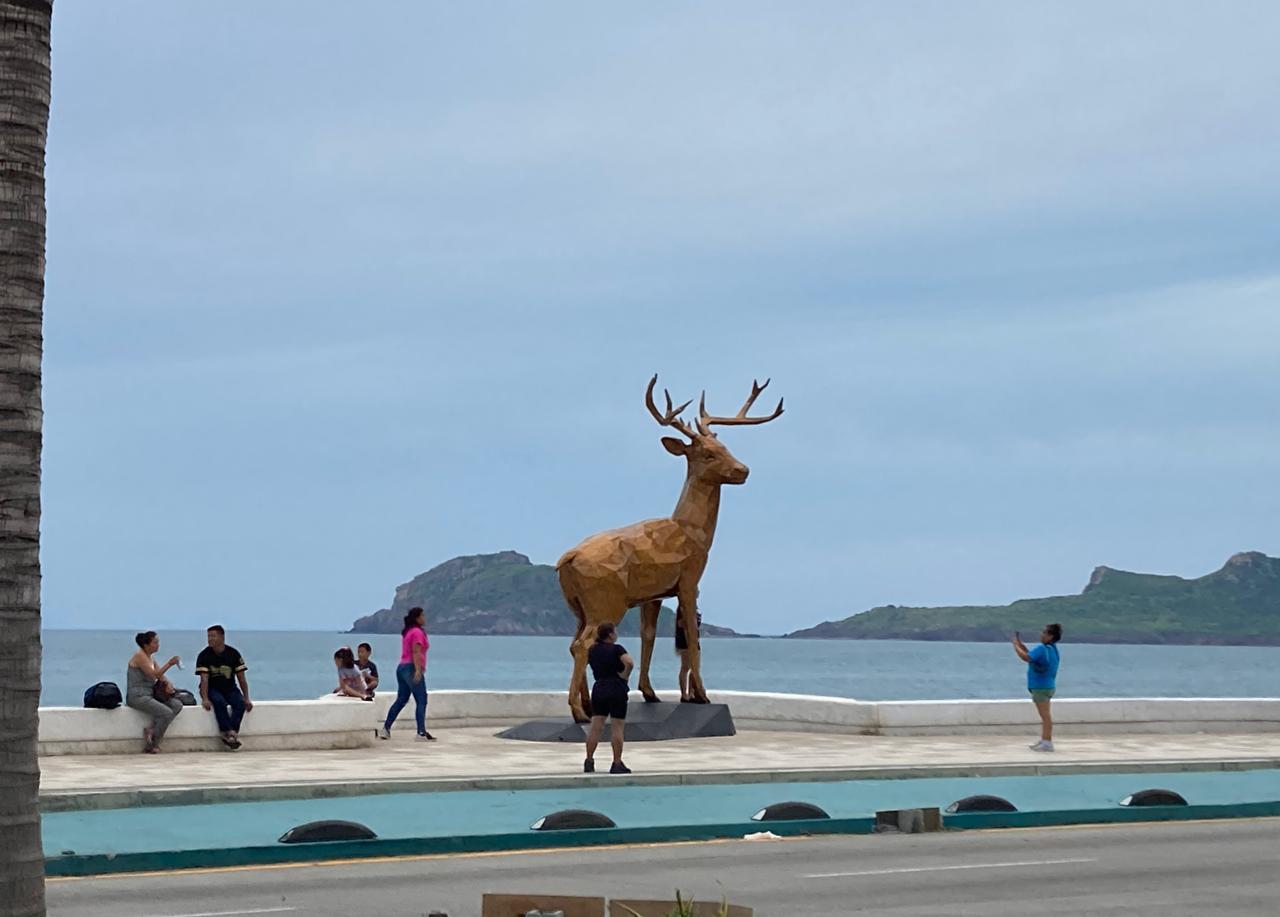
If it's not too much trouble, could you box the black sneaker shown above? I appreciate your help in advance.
[609,761,631,775]
[416,731,436,742]
[584,757,595,773]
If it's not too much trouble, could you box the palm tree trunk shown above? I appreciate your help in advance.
[0,1,52,914]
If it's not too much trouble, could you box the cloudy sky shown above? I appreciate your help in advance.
[43,2,1279,634]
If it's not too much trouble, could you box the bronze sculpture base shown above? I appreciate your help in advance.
[497,702,735,743]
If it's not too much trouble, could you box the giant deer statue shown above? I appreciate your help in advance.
[556,375,784,722]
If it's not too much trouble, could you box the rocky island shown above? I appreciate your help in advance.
[786,551,1280,645]
[349,551,739,637]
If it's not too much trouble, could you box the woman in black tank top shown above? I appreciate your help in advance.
[584,622,635,774]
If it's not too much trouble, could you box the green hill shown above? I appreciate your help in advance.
[786,551,1280,645]
[349,550,739,638]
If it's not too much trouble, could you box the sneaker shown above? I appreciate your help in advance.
[416,731,436,741]
[1030,740,1055,752]
[376,726,391,740]
[584,757,595,773]
[609,761,631,775]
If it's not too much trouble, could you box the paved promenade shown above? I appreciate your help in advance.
[39,727,1280,808]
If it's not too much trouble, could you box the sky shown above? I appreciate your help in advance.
[42,2,1280,634]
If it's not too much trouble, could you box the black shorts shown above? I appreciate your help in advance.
[590,681,628,720]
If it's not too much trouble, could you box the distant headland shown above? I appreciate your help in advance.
[348,551,740,638]
[785,551,1280,646]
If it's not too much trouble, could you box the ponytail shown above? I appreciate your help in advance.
[401,606,425,636]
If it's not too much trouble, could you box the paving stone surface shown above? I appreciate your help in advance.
[38,728,1280,797]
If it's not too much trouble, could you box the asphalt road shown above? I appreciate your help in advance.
[47,819,1280,917]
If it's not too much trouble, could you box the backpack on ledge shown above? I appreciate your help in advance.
[83,681,123,710]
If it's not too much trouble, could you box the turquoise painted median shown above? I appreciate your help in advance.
[44,769,1280,876]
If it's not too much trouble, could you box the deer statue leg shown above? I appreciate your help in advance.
[569,588,629,723]
[561,591,596,723]
[568,626,594,723]
[677,583,710,704]
[637,600,661,702]
[566,619,593,722]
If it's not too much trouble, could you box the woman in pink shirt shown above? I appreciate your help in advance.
[378,606,433,740]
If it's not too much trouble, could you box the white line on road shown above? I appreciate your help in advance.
[147,908,296,917]
[803,857,1098,879]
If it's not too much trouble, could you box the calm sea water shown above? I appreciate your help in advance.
[39,629,1280,707]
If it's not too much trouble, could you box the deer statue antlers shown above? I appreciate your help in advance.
[646,373,784,438]
[698,378,784,431]
[555,375,784,723]
[644,375,698,440]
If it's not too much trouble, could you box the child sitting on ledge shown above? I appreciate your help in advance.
[333,647,372,701]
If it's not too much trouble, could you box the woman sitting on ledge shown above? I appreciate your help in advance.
[126,631,183,754]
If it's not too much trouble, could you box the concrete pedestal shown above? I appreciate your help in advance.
[496,701,735,742]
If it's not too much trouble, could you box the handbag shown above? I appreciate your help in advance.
[153,678,176,701]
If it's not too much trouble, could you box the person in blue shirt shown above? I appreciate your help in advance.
[1012,623,1062,752]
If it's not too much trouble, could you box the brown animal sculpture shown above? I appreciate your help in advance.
[556,375,784,722]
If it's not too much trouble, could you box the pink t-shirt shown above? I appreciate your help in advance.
[400,626,429,666]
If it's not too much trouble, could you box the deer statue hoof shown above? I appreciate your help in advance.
[691,695,710,705]
[642,691,661,704]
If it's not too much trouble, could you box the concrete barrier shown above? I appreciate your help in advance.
[373,690,1280,737]
[868,697,1280,736]
[40,691,1280,754]
[38,696,376,756]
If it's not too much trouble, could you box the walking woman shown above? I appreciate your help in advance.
[126,631,184,753]
[378,607,433,741]
[584,622,634,774]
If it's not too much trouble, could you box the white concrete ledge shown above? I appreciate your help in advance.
[373,690,1280,737]
[40,691,1280,754]
[38,697,376,756]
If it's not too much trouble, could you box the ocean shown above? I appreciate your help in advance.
[39,629,1280,707]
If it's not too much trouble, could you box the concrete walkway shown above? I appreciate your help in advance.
[38,727,1280,810]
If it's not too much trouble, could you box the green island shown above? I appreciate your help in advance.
[348,551,738,637]
[785,551,1280,645]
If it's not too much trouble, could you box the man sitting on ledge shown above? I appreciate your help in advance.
[196,624,253,750]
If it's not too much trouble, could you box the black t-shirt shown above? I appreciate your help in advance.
[359,659,379,681]
[195,646,247,694]
[675,612,703,636]
[588,642,628,683]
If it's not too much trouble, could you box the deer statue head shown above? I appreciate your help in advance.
[644,374,784,486]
